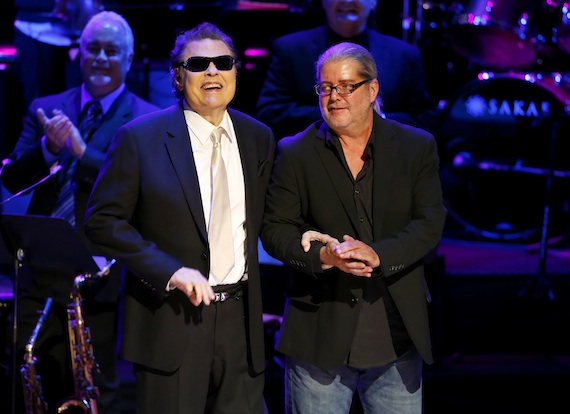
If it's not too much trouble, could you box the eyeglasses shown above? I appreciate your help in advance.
[177,55,237,72]
[314,79,371,97]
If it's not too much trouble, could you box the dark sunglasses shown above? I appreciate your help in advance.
[177,55,237,72]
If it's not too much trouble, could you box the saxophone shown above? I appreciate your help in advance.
[57,259,116,414]
[20,297,54,414]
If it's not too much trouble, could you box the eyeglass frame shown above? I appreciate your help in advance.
[177,55,238,72]
[314,79,371,97]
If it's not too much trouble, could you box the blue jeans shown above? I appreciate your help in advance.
[285,348,423,414]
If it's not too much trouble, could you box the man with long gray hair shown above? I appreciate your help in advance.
[261,42,446,413]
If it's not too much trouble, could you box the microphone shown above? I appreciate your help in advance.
[0,158,12,177]
[49,163,63,176]
[0,162,63,207]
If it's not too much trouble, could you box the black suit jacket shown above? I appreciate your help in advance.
[84,104,275,374]
[261,113,447,369]
[1,86,159,300]
[256,25,436,139]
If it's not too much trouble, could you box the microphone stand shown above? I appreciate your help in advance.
[0,162,62,414]
[518,117,559,301]
[0,163,62,207]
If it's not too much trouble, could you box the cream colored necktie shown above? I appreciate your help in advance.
[209,127,234,283]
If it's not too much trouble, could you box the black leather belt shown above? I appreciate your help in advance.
[212,282,246,303]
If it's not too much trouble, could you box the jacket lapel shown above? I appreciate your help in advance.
[313,123,361,231]
[91,90,130,150]
[164,105,208,242]
[372,116,396,235]
[229,110,256,220]
[59,88,82,124]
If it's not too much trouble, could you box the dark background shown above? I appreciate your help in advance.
[2,2,570,413]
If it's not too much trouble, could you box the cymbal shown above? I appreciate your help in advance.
[450,25,536,69]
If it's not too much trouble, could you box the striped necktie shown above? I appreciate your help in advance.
[52,100,103,226]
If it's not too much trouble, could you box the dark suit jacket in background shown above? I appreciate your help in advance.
[84,104,275,374]
[256,25,437,140]
[1,86,159,301]
[261,112,447,369]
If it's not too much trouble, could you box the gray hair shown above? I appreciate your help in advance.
[169,22,239,99]
[80,11,135,55]
[316,42,383,113]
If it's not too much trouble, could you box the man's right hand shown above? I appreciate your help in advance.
[300,230,339,252]
[168,267,215,306]
[37,108,82,156]
[303,232,377,277]
[301,230,339,270]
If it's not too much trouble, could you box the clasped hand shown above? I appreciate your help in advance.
[37,108,87,158]
[301,230,380,277]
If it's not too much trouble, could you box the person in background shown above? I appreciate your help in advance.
[13,0,103,116]
[84,22,275,414]
[1,10,159,413]
[255,0,437,140]
[261,42,447,413]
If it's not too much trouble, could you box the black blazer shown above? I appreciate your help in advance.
[261,113,447,369]
[84,104,275,374]
[256,25,436,139]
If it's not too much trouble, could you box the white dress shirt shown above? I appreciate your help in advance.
[183,107,247,286]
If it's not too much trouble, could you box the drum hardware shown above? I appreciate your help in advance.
[556,2,570,55]
[405,1,464,44]
[452,151,570,178]
[402,0,431,45]
[518,114,565,301]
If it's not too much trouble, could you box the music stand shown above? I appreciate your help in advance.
[0,214,99,414]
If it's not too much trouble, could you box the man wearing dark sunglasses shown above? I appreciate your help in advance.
[177,55,238,72]
[85,22,275,414]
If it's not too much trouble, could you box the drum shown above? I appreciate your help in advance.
[439,73,570,241]
[450,0,538,69]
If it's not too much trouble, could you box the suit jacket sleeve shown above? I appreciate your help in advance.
[85,110,185,299]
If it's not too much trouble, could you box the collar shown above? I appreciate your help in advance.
[183,100,232,145]
[80,83,126,115]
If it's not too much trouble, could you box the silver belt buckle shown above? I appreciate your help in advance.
[214,291,230,302]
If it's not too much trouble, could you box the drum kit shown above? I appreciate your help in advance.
[418,0,570,242]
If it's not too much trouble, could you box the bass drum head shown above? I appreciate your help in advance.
[439,73,570,241]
